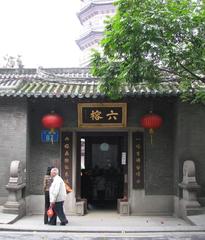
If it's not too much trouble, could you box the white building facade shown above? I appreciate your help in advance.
[76,0,116,67]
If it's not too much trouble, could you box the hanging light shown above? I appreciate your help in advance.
[140,112,163,144]
[41,112,63,143]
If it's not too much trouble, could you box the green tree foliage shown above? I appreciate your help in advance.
[90,0,205,102]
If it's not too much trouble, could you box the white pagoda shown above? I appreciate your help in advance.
[76,0,116,67]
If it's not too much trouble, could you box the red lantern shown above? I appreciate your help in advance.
[41,113,63,131]
[41,113,63,144]
[140,112,163,144]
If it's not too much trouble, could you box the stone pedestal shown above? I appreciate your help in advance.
[178,160,202,218]
[3,184,26,215]
[117,198,129,216]
[76,199,87,216]
[3,160,26,218]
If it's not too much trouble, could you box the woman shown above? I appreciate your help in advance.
[43,166,53,224]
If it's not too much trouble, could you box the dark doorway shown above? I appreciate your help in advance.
[77,132,128,210]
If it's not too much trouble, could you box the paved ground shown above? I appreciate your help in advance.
[0,209,205,235]
[14,210,190,227]
[0,231,205,240]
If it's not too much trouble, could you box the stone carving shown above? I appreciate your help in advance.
[179,160,201,217]
[182,160,197,184]
[3,160,26,219]
[8,160,24,185]
[179,160,200,194]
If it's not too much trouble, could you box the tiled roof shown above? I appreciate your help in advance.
[0,68,94,80]
[77,0,115,22]
[76,28,103,48]
[0,67,181,98]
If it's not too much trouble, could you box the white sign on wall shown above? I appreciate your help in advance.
[121,152,126,165]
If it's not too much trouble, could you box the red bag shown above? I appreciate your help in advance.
[47,207,54,218]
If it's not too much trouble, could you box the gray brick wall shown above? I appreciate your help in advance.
[28,97,176,195]
[124,98,175,195]
[28,99,76,194]
[1,94,204,209]
[130,98,175,195]
[173,101,205,198]
[0,98,27,203]
[7,97,203,198]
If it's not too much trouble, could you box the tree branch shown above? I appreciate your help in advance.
[158,67,180,76]
[158,29,205,82]
[176,60,204,81]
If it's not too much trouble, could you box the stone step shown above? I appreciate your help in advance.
[187,207,205,216]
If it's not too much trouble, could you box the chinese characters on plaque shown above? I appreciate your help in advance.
[133,132,144,189]
[61,132,72,185]
[78,103,127,128]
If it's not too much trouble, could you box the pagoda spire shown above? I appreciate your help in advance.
[76,0,116,67]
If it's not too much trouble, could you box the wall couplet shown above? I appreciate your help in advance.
[61,132,73,186]
[132,132,144,189]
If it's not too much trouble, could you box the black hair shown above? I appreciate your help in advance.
[46,166,54,175]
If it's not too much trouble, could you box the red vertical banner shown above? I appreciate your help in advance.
[61,132,72,186]
[132,132,144,189]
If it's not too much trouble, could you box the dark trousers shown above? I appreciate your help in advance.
[49,201,68,225]
[44,191,50,224]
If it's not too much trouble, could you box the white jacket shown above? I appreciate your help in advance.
[49,175,67,203]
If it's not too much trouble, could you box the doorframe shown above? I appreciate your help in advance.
[76,131,128,205]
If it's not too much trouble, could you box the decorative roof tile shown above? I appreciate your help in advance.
[0,67,182,98]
